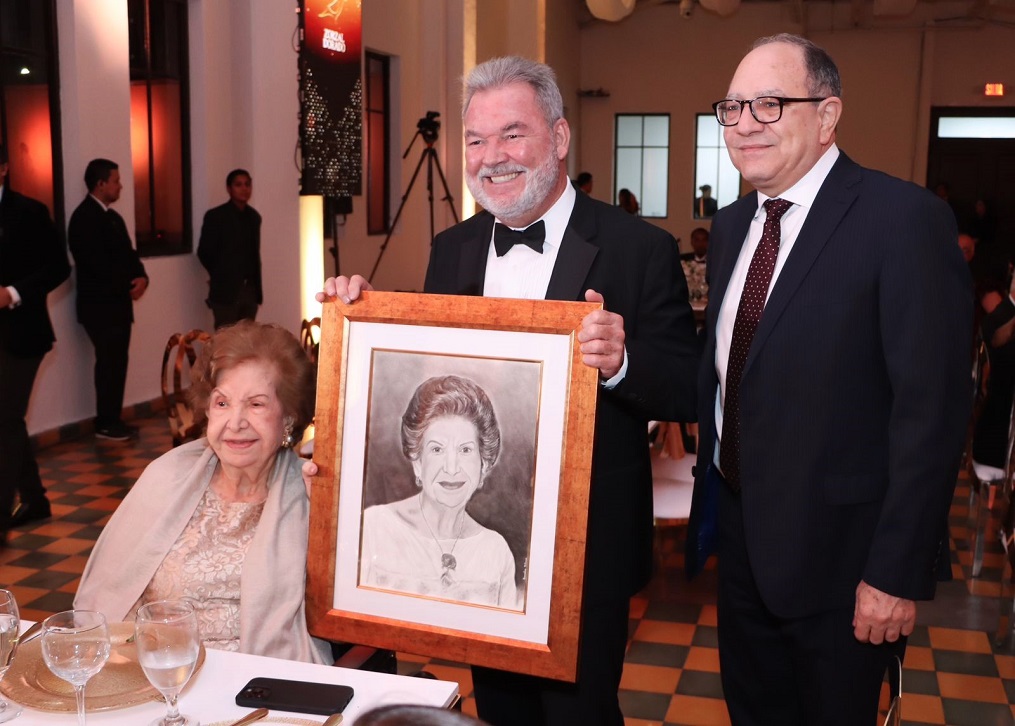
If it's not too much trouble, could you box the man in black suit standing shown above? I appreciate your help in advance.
[68,159,148,441]
[686,34,970,725]
[321,56,699,725]
[0,144,71,540]
[197,168,262,328]
[694,184,718,218]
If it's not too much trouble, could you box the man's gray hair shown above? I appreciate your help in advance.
[753,33,842,98]
[462,56,564,128]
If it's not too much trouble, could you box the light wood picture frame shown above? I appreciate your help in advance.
[306,290,600,681]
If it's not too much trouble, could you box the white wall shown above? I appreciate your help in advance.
[30,0,305,436]
[32,0,207,436]
[336,0,464,292]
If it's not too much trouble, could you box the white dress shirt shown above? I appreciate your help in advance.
[482,182,575,300]
[714,144,841,465]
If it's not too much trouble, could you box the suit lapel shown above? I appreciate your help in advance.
[706,194,758,335]
[545,192,599,302]
[457,213,494,295]
[745,154,861,370]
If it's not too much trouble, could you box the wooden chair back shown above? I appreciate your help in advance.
[161,329,212,447]
[301,317,322,368]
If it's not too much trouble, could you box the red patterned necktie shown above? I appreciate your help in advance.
[719,197,793,490]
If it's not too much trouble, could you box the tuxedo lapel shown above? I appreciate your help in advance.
[545,192,599,302]
[745,154,861,371]
[456,213,494,295]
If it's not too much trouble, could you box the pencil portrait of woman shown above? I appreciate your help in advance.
[359,374,522,609]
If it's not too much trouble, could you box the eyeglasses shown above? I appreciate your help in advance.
[712,96,828,126]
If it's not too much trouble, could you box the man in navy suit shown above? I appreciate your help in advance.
[322,56,699,725]
[0,144,70,541]
[686,34,971,724]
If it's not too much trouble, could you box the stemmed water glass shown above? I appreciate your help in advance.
[0,590,22,722]
[134,600,200,726]
[40,610,110,726]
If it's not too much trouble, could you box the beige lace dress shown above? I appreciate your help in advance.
[138,486,266,651]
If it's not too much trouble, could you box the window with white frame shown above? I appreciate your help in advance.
[614,114,669,218]
[694,114,740,219]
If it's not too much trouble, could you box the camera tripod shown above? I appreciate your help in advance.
[368,119,459,283]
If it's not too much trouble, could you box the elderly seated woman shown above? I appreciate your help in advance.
[75,321,331,663]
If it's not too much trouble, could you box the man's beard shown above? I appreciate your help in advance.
[466,151,561,226]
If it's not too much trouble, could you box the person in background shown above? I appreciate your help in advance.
[575,171,593,195]
[68,158,148,442]
[972,273,1015,482]
[958,231,976,264]
[319,55,699,726]
[0,144,71,542]
[617,187,639,215]
[687,34,969,725]
[198,169,263,329]
[694,184,718,218]
[75,321,331,663]
[681,227,709,264]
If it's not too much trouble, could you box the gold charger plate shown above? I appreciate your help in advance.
[0,621,207,712]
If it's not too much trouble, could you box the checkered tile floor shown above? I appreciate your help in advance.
[3,416,1015,725]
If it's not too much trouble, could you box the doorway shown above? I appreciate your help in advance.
[927,106,1015,277]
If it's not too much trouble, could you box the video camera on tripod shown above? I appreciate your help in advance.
[368,110,459,282]
[417,111,441,145]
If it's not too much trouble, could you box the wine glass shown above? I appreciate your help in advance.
[0,590,22,722]
[134,600,200,726]
[40,610,110,726]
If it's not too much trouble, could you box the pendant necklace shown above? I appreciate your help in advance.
[419,493,465,588]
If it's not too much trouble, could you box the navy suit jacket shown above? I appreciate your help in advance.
[0,188,70,357]
[425,190,700,598]
[687,152,972,617]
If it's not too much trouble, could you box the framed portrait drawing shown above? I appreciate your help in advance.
[306,290,600,681]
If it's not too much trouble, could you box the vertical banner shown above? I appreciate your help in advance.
[299,0,363,197]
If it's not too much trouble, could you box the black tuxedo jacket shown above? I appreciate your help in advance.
[197,201,262,306]
[425,191,699,597]
[0,188,70,357]
[688,152,971,617]
[68,196,147,327]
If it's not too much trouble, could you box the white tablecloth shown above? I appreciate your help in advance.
[12,622,458,725]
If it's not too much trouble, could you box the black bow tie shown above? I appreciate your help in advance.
[493,221,545,257]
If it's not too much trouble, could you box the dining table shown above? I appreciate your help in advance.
[7,621,459,725]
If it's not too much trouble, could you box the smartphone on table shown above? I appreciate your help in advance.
[235,676,354,715]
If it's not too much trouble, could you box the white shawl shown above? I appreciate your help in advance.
[74,438,332,665]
